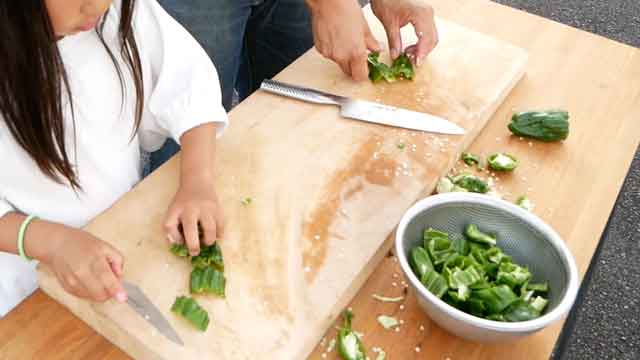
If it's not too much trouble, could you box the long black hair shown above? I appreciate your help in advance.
[0,0,144,188]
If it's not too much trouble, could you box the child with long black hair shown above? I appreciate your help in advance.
[0,0,227,316]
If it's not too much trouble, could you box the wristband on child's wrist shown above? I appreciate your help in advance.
[18,214,38,261]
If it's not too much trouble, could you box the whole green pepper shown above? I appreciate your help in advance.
[487,153,519,171]
[508,110,569,142]
[337,310,366,360]
[171,296,210,331]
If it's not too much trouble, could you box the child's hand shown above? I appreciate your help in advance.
[164,178,225,256]
[44,226,127,303]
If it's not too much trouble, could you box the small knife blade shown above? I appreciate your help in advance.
[122,281,184,346]
[260,79,466,135]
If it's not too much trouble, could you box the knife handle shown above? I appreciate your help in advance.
[260,79,343,105]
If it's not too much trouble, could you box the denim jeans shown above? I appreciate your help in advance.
[147,0,314,174]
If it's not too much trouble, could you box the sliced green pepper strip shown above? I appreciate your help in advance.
[171,296,210,331]
[465,224,497,246]
[526,282,549,293]
[410,247,434,280]
[451,173,490,194]
[452,237,470,256]
[472,285,519,314]
[503,300,540,322]
[190,266,226,297]
[487,153,519,171]
[496,262,532,288]
[337,310,366,360]
[421,270,449,298]
[530,296,549,313]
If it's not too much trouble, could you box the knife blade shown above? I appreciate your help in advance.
[122,281,184,346]
[260,79,465,135]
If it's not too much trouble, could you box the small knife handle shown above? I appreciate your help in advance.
[260,79,343,105]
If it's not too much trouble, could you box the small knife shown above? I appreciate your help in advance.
[260,79,465,135]
[122,281,184,346]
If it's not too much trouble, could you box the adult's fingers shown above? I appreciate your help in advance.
[364,26,382,52]
[349,51,370,82]
[94,259,126,303]
[181,210,201,256]
[410,7,439,64]
[383,22,402,59]
[215,208,225,240]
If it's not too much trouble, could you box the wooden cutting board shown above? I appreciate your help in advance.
[37,6,527,360]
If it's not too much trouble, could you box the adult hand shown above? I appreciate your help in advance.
[371,0,439,65]
[307,0,381,81]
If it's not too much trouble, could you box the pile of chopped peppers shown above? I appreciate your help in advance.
[410,225,549,322]
[169,224,227,331]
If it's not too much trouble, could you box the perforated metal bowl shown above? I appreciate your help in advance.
[395,193,579,342]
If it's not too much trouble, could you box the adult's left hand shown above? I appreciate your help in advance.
[371,0,439,65]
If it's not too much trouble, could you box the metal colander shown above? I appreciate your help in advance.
[396,193,579,342]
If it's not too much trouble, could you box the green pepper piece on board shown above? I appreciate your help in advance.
[508,110,570,142]
[391,53,414,80]
[461,152,481,166]
[452,173,490,194]
[190,266,226,297]
[337,310,366,360]
[487,153,519,171]
[191,243,224,271]
[367,52,396,83]
[171,296,210,331]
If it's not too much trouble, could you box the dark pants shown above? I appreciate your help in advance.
[148,0,314,173]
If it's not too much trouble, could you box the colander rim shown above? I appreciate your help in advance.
[395,192,579,333]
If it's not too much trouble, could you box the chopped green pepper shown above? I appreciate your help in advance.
[171,296,210,331]
[191,243,224,271]
[190,266,226,297]
[410,247,434,280]
[452,173,490,194]
[465,224,497,246]
[367,51,415,83]
[516,195,534,211]
[509,110,570,142]
[461,152,481,167]
[409,226,550,322]
[170,244,189,257]
[337,310,366,360]
[487,153,519,171]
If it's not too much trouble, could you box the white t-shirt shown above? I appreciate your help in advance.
[0,0,228,316]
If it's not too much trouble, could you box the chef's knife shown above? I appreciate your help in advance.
[260,79,465,135]
[122,281,184,346]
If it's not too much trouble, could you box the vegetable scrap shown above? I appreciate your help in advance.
[337,310,367,360]
[461,152,481,167]
[377,315,400,330]
[372,294,404,303]
[409,225,549,322]
[509,110,569,142]
[241,197,252,205]
[516,195,534,211]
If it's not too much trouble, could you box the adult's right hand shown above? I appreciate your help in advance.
[43,226,127,303]
[307,0,381,81]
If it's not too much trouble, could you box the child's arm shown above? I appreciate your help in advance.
[163,123,224,256]
[0,212,127,303]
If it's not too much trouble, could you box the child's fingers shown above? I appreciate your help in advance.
[164,207,184,245]
[95,259,126,303]
[181,210,201,256]
[200,213,217,246]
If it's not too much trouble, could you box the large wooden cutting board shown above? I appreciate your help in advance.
[37,6,527,359]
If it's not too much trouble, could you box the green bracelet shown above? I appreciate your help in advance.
[18,214,37,261]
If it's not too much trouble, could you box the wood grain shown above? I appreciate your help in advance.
[1,1,639,359]
[34,5,528,360]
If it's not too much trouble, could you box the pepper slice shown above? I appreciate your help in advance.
[169,244,189,257]
[487,153,519,171]
[171,296,209,331]
[190,266,226,297]
[337,310,366,360]
[465,224,497,246]
[461,152,481,166]
[191,243,224,271]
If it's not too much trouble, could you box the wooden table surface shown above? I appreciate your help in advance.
[1,0,639,359]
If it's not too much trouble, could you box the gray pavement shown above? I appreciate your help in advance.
[493,1,640,359]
